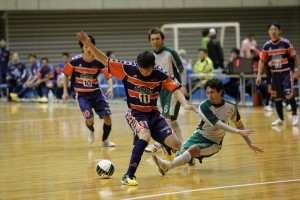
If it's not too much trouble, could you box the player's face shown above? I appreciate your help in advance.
[82,44,92,54]
[268,25,281,41]
[150,34,164,51]
[206,86,223,104]
[139,67,154,77]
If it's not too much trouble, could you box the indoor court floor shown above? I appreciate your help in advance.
[0,101,299,199]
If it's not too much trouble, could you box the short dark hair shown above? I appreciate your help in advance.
[28,53,37,59]
[202,28,209,37]
[106,51,114,57]
[41,57,49,63]
[137,51,155,69]
[79,35,95,48]
[148,28,165,41]
[198,48,207,53]
[62,52,70,57]
[204,78,225,97]
[231,48,240,55]
[268,22,281,30]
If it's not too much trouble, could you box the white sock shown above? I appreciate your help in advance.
[169,151,191,169]
[154,141,162,148]
[170,120,184,144]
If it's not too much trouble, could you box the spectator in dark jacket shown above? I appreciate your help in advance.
[207,28,224,69]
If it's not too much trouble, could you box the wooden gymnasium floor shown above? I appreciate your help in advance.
[0,101,300,200]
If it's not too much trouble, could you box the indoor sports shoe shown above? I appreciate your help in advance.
[271,118,284,126]
[121,174,138,186]
[101,140,115,147]
[10,93,20,101]
[88,131,94,143]
[292,115,298,126]
[264,105,272,112]
[145,143,161,153]
[161,146,175,161]
[152,154,169,175]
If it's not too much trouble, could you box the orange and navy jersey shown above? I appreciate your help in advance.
[62,54,111,93]
[260,37,297,73]
[107,58,180,112]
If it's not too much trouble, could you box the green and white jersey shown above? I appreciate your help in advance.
[154,46,184,84]
[197,99,243,144]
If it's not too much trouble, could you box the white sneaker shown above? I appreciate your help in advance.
[264,105,273,112]
[145,143,161,153]
[292,115,298,126]
[286,104,292,112]
[101,140,115,147]
[152,154,169,175]
[271,118,284,126]
[88,131,94,143]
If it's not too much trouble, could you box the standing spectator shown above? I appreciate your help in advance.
[241,33,257,58]
[207,28,224,69]
[223,48,241,104]
[34,58,55,102]
[256,22,300,126]
[146,27,187,153]
[200,28,210,49]
[186,48,213,100]
[0,38,10,97]
[7,53,27,101]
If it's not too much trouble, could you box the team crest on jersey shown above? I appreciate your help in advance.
[226,109,234,117]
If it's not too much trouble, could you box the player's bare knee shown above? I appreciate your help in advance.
[137,129,151,142]
[103,115,111,125]
[187,145,201,157]
[86,118,94,126]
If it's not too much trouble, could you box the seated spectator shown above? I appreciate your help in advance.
[56,52,70,99]
[7,53,28,101]
[223,48,241,104]
[177,49,192,70]
[10,53,41,100]
[186,48,213,100]
[34,58,55,103]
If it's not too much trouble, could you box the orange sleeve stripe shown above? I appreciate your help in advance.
[235,119,244,128]
[100,68,112,80]
[261,51,269,61]
[62,63,74,76]
[288,47,297,57]
[130,104,158,112]
[128,90,160,99]
[75,67,99,74]
[162,77,180,92]
[127,76,160,89]
[108,61,126,80]
[75,78,98,84]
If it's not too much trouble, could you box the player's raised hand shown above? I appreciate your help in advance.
[76,31,90,46]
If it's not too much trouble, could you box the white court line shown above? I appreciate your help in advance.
[122,178,300,200]
[0,116,82,124]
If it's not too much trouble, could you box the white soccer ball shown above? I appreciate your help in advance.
[96,160,115,178]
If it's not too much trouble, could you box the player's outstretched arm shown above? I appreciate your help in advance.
[172,89,198,113]
[62,75,69,103]
[76,31,109,66]
[105,78,114,98]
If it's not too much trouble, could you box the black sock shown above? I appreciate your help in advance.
[102,123,111,141]
[86,124,94,132]
[275,101,284,121]
[265,92,271,106]
[126,139,148,177]
[289,97,297,115]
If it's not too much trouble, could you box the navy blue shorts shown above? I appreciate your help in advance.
[76,89,111,119]
[125,109,173,144]
[271,70,293,98]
